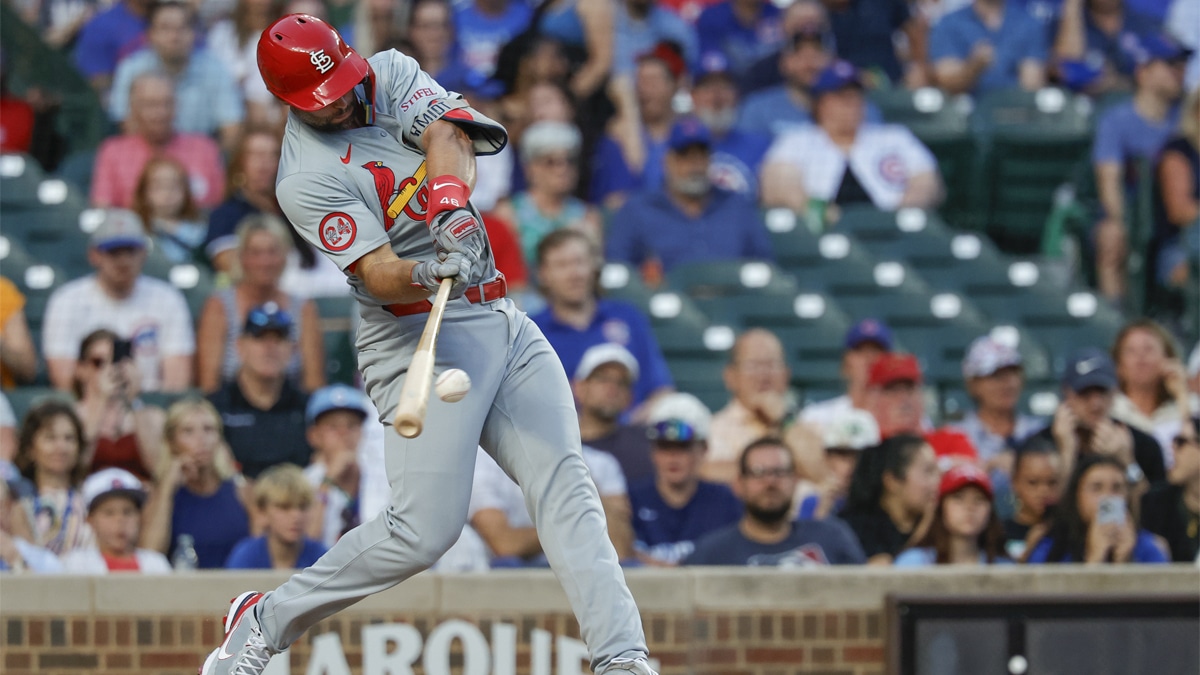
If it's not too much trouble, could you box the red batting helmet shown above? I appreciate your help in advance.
[257,14,370,111]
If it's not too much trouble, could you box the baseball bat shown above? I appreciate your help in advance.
[392,277,453,438]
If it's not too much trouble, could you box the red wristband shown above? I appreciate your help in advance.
[426,175,470,224]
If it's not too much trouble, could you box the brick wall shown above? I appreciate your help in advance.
[2,609,885,675]
[1,567,1194,675]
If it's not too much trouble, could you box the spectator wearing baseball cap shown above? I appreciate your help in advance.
[1090,32,1188,302]
[689,59,773,198]
[208,302,313,479]
[795,408,880,521]
[628,393,743,565]
[761,60,942,218]
[573,343,655,485]
[736,22,840,138]
[60,468,172,574]
[865,352,927,438]
[950,335,1044,514]
[1054,5,1170,93]
[1022,348,1166,487]
[695,0,785,80]
[303,385,388,549]
[0,460,62,573]
[708,329,824,487]
[42,208,195,394]
[801,318,893,431]
[606,116,775,274]
[894,463,1011,567]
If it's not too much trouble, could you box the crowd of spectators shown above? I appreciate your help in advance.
[1,0,1199,575]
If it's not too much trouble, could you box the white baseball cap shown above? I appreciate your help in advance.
[962,335,1022,379]
[575,343,640,382]
[82,467,146,512]
[646,392,711,442]
[822,408,880,451]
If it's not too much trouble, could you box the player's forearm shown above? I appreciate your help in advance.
[422,121,476,192]
[359,256,433,304]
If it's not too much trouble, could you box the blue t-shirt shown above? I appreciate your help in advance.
[735,86,883,138]
[170,480,249,569]
[696,1,784,77]
[531,299,674,407]
[108,48,244,134]
[606,188,775,272]
[708,129,773,197]
[225,535,328,569]
[929,3,1048,94]
[72,1,146,79]
[796,494,846,520]
[589,132,669,204]
[686,518,867,566]
[1025,531,1169,564]
[629,479,742,564]
[827,0,912,83]
[893,547,1015,566]
[455,1,533,81]
[1053,11,1159,78]
[1092,101,1180,166]
[614,4,698,75]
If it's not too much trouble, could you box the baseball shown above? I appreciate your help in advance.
[435,369,471,403]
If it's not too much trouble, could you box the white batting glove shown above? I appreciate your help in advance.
[411,251,470,299]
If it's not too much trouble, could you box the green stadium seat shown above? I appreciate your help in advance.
[323,329,359,385]
[54,149,98,194]
[833,206,950,243]
[165,263,216,319]
[5,386,70,422]
[762,208,823,271]
[667,355,727,401]
[599,262,655,311]
[666,259,799,301]
[870,87,973,130]
[776,319,852,388]
[0,154,46,209]
[699,291,850,331]
[787,233,880,295]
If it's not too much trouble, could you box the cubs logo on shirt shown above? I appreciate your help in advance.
[319,212,357,251]
[878,153,907,186]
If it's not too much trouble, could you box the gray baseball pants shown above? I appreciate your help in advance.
[253,297,648,672]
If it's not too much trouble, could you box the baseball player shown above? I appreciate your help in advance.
[201,14,654,675]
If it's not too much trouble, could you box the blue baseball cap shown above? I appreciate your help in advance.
[1132,33,1193,66]
[667,117,712,152]
[844,318,893,351]
[811,60,863,97]
[306,384,371,426]
[242,302,293,337]
[1061,348,1118,392]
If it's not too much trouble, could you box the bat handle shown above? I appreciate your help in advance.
[392,278,454,438]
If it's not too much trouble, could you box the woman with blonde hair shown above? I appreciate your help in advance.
[140,398,250,568]
[1111,318,1192,464]
[196,214,325,393]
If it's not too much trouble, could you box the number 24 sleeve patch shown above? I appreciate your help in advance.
[319,212,357,251]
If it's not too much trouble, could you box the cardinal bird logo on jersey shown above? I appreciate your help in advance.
[363,161,428,230]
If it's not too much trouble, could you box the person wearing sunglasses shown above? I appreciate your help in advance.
[1140,423,1200,562]
[686,437,865,566]
[207,302,314,479]
[628,393,742,565]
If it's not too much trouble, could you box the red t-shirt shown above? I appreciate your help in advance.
[0,96,35,154]
[482,213,528,287]
[102,553,141,572]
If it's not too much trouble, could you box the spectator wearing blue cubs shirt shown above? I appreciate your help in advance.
[225,464,328,570]
[455,0,533,82]
[689,61,772,197]
[590,42,683,210]
[531,229,674,412]
[606,119,775,272]
[614,0,697,77]
[1090,33,1187,302]
[73,0,151,99]
[687,438,866,566]
[736,27,831,138]
[629,394,743,565]
[1053,0,1161,94]
[696,0,784,79]
[929,0,1048,95]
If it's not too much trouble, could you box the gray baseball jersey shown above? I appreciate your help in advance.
[255,49,650,673]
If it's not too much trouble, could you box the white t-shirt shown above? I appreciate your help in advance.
[206,20,274,105]
[60,547,171,574]
[468,446,627,529]
[13,538,64,573]
[41,275,195,392]
[765,123,937,210]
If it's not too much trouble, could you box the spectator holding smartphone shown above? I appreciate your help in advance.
[895,463,1011,566]
[1111,319,1193,464]
[72,329,164,480]
[1002,441,1062,561]
[1026,454,1168,563]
